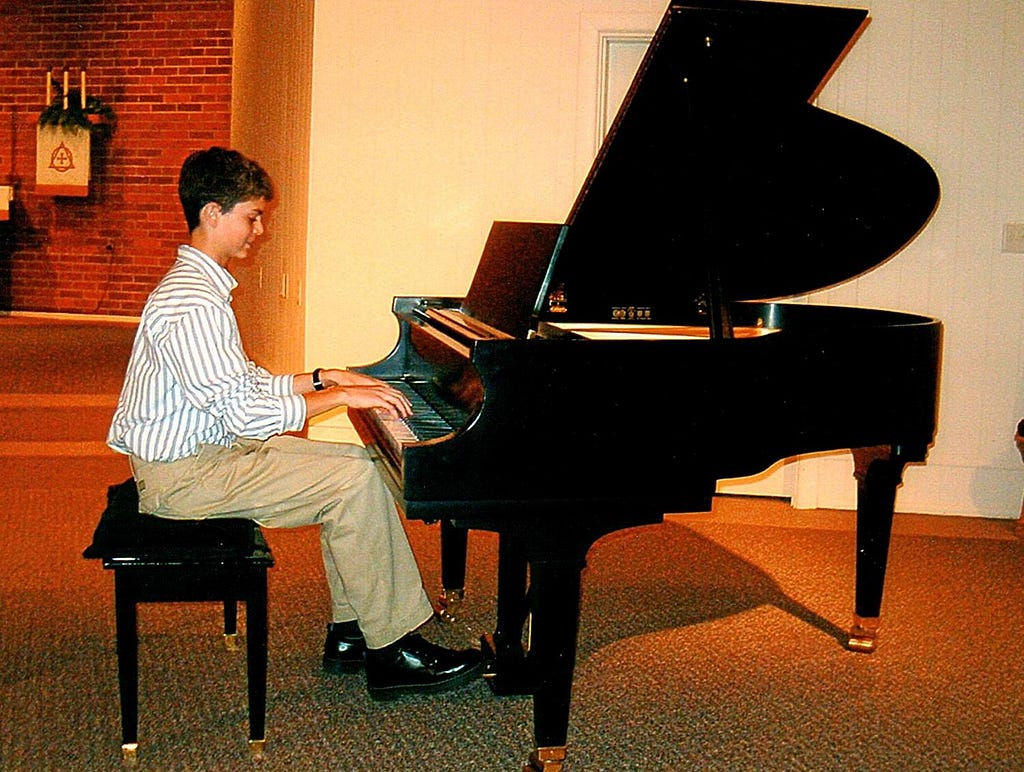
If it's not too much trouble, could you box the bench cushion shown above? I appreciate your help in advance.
[83,478,261,561]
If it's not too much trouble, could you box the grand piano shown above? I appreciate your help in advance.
[349,1,942,769]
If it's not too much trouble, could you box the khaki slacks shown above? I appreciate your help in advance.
[129,435,433,649]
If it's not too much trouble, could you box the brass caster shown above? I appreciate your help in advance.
[524,746,566,771]
[437,587,465,624]
[224,632,240,652]
[121,742,138,766]
[249,738,267,759]
[847,615,880,653]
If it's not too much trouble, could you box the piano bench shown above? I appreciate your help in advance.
[83,479,275,764]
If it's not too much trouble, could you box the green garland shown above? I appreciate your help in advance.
[38,91,116,140]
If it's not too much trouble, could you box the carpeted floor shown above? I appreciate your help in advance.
[1,317,1023,771]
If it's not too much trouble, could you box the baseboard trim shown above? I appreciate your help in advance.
[0,310,140,325]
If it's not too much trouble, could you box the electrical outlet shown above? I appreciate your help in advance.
[1002,223,1024,253]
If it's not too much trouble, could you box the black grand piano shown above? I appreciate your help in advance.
[349,1,941,769]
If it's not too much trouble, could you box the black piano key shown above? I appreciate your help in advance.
[384,379,471,442]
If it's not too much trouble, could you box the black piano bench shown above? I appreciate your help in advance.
[83,479,275,765]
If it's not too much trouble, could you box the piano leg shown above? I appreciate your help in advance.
[484,515,649,772]
[521,555,584,772]
[849,445,906,653]
[438,519,468,622]
[475,510,662,771]
[477,531,581,771]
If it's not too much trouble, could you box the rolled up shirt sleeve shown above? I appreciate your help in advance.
[163,301,307,441]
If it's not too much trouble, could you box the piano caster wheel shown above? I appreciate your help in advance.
[248,738,267,759]
[847,614,880,653]
[524,746,567,772]
[121,743,138,766]
[223,632,240,652]
[437,587,465,624]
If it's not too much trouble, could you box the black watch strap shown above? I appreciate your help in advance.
[312,368,325,391]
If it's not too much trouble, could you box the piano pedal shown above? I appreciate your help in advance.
[847,614,880,653]
[524,746,567,772]
[480,632,537,695]
[436,587,464,623]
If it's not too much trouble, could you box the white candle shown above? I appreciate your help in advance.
[62,70,68,110]
[80,70,86,109]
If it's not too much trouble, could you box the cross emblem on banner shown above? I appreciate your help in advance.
[48,141,76,173]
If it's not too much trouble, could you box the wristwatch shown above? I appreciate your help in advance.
[312,368,325,391]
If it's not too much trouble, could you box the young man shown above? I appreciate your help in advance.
[107,147,482,699]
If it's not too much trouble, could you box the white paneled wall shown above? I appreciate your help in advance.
[304,0,1024,517]
[801,0,1024,516]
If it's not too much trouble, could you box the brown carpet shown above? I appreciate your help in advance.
[1,318,1023,771]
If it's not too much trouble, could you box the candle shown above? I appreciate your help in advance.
[80,70,86,109]
[62,70,68,110]
[46,70,51,105]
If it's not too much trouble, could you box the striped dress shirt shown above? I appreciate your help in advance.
[107,245,306,462]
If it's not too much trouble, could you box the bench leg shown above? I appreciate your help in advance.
[113,573,139,764]
[246,569,269,757]
[223,599,239,651]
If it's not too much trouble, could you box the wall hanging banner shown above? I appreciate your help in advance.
[36,125,91,197]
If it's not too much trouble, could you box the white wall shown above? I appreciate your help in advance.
[802,0,1024,517]
[305,0,1024,518]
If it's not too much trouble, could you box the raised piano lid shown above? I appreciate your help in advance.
[539,0,940,326]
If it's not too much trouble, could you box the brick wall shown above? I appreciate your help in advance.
[0,1,233,315]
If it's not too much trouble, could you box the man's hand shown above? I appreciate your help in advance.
[301,378,412,420]
[329,383,413,418]
[320,368,391,390]
[298,368,412,420]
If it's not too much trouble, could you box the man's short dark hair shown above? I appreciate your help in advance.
[178,147,274,231]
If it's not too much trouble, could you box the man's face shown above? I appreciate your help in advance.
[207,197,267,264]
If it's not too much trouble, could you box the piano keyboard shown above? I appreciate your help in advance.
[363,379,471,468]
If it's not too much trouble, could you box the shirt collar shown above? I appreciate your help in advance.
[177,244,238,299]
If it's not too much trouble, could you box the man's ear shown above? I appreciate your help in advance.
[201,202,222,225]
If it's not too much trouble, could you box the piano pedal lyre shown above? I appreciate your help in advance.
[525,746,567,772]
[436,587,465,623]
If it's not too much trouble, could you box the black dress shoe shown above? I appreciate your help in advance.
[323,621,367,674]
[366,633,483,700]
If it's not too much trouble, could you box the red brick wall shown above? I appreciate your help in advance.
[0,1,233,315]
